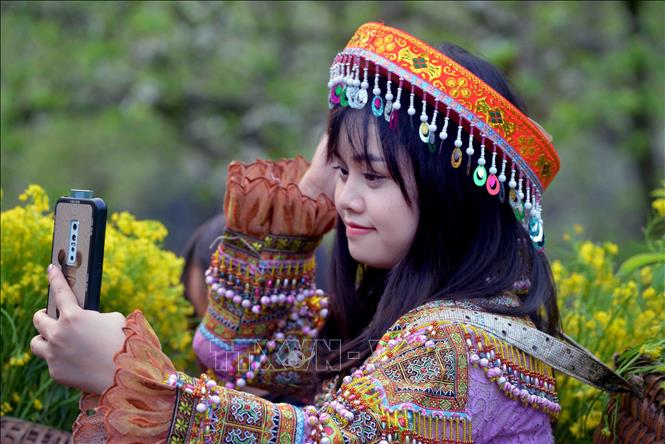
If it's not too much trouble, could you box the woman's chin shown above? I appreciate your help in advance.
[348,248,393,270]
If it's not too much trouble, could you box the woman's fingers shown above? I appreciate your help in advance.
[33,308,57,340]
[47,264,81,319]
[30,334,49,360]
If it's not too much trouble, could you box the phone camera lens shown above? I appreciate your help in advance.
[72,234,76,241]
[70,256,74,261]
[71,247,75,252]
[73,223,77,230]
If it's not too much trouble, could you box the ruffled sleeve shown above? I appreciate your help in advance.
[224,156,336,239]
[193,157,337,399]
[72,309,177,443]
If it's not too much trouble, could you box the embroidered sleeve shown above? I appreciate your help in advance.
[193,157,337,399]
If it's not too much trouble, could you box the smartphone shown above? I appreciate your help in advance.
[47,189,107,319]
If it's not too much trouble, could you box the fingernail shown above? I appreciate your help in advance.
[47,264,53,273]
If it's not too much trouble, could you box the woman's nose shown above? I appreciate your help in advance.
[336,179,365,214]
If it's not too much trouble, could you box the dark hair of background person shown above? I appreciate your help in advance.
[180,213,227,319]
[316,43,560,380]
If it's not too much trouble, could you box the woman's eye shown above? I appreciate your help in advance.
[363,172,385,182]
[332,166,348,177]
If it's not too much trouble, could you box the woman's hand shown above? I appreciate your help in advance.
[299,133,336,202]
[31,264,127,395]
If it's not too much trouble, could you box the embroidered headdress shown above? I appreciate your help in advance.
[327,22,560,251]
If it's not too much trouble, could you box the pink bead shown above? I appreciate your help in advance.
[479,358,489,367]
[511,387,521,397]
[425,340,435,349]
[233,295,242,304]
[225,290,235,298]
[470,354,480,364]
[261,296,270,305]
[251,305,261,314]
[241,299,251,308]
[519,389,529,400]
[245,371,254,379]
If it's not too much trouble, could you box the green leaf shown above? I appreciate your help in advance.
[617,252,665,278]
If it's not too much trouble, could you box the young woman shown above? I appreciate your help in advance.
[32,22,565,443]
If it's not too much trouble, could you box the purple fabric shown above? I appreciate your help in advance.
[469,365,554,443]
[193,327,253,377]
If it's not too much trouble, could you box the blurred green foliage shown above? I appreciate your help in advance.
[1,1,663,258]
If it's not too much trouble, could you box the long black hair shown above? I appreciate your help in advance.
[316,43,560,379]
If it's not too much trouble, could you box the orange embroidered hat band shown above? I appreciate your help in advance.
[327,22,561,251]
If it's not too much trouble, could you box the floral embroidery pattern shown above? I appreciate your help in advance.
[374,33,395,53]
[446,77,471,99]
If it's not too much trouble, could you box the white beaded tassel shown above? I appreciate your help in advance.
[530,193,538,218]
[351,61,360,88]
[517,174,525,202]
[478,136,486,166]
[508,164,517,189]
[429,100,439,134]
[439,106,451,140]
[489,148,498,176]
[524,183,532,212]
[499,157,507,183]
[372,65,381,96]
[407,85,416,116]
[385,73,393,101]
[457,122,465,151]
[327,66,334,89]
[392,77,404,110]
[420,91,428,123]
[345,59,352,86]
[361,61,369,90]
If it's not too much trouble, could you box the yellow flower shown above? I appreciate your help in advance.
[9,351,31,367]
[562,233,571,242]
[640,266,652,286]
[578,241,595,264]
[639,342,664,360]
[573,224,584,234]
[33,399,43,411]
[603,242,618,256]
[0,402,13,416]
[652,198,665,217]
[551,260,565,284]
[593,311,610,328]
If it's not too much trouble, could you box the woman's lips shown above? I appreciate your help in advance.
[345,222,375,236]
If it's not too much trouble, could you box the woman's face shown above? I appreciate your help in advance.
[332,122,419,269]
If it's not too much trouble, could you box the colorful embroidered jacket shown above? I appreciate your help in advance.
[72,158,559,443]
